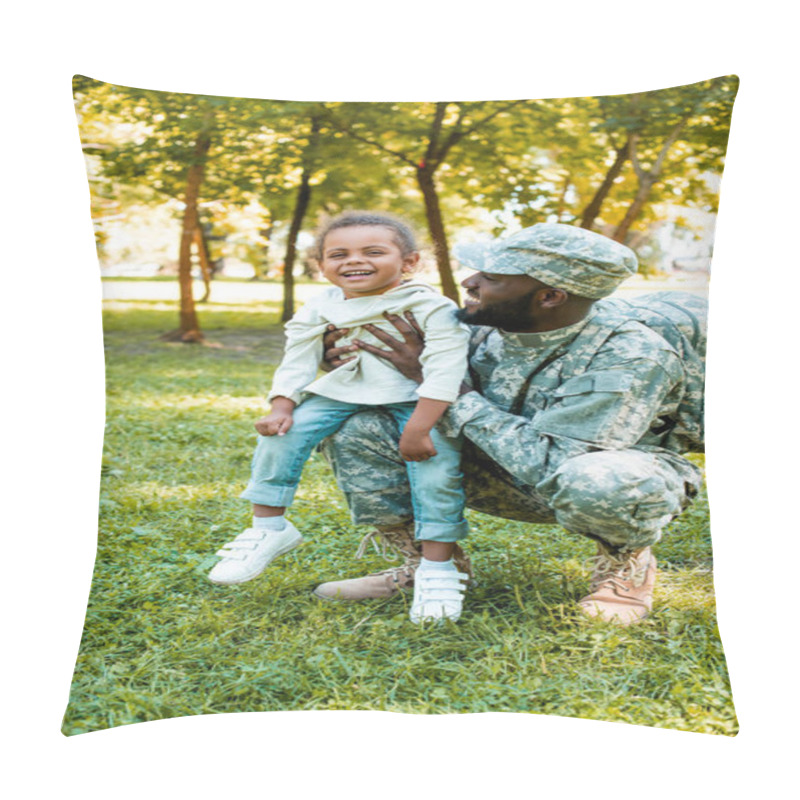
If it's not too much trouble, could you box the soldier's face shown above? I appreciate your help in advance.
[456,271,541,331]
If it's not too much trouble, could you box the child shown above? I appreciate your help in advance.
[208,211,471,623]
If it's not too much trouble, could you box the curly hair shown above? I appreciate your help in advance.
[314,211,419,261]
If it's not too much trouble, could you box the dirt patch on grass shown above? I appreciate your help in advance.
[105,328,286,362]
[200,329,286,362]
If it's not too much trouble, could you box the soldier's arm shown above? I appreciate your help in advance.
[442,352,684,488]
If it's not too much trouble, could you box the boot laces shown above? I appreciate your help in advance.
[353,527,422,586]
[355,529,389,560]
[587,548,648,593]
[354,527,419,563]
[373,564,416,584]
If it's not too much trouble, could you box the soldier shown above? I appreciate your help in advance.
[313,223,704,625]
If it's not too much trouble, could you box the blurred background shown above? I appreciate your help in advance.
[74,75,737,339]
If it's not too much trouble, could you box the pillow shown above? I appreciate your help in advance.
[63,75,739,736]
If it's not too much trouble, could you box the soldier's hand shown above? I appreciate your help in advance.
[355,311,425,384]
[321,325,357,371]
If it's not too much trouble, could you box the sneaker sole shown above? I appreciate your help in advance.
[208,535,303,585]
[409,615,461,625]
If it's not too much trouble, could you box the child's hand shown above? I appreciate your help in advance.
[255,412,294,436]
[399,427,438,462]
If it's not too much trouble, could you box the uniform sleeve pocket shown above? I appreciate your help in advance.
[552,371,633,401]
[534,370,636,444]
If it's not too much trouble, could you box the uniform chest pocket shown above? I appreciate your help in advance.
[533,370,636,445]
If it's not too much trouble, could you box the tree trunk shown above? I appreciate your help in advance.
[612,178,654,243]
[281,118,320,322]
[161,129,211,344]
[162,126,211,343]
[580,136,631,230]
[194,211,213,303]
[282,178,312,321]
[417,165,459,303]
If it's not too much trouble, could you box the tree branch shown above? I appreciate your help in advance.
[652,117,689,176]
[321,108,418,168]
[639,84,714,180]
[629,133,644,180]
[424,102,448,166]
[439,100,526,158]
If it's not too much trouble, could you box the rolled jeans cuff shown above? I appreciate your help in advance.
[414,518,469,543]
[239,482,297,507]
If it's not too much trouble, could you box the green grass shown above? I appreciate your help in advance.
[62,300,737,736]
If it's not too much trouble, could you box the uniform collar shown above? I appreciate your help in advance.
[497,308,595,348]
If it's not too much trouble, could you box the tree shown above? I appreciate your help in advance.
[578,93,643,230]
[280,115,320,321]
[609,77,738,243]
[163,108,214,341]
[73,77,278,341]
[193,210,214,303]
[75,78,738,323]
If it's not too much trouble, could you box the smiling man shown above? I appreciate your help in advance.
[314,223,705,625]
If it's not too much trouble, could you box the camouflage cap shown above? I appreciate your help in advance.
[454,223,638,299]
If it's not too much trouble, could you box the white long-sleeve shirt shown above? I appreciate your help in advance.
[267,280,470,406]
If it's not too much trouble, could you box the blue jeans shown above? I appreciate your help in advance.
[240,395,469,543]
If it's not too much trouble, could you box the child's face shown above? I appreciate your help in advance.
[320,225,419,298]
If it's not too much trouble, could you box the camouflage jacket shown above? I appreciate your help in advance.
[440,299,697,492]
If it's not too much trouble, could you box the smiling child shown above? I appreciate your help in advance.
[207,211,472,623]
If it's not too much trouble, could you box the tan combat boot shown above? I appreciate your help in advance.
[577,542,656,625]
[313,523,472,601]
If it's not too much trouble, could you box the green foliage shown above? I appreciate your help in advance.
[63,297,737,736]
[74,76,737,297]
[595,77,739,236]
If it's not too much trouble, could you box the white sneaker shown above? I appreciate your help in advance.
[409,566,469,624]
[208,521,303,585]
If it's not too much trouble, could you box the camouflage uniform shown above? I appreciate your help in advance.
[324,225,703,552]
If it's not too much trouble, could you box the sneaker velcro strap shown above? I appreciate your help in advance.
[418,571,469,582]
[411,569,468,623]
[215,549,247,560]
[218,543,259,553]
[231,531,267,542]
[417,570,469,587]
[417,579,466,590]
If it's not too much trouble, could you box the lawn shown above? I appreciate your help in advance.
[62,290,737,736]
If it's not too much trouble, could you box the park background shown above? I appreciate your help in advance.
[77,75,732,340]
[64,75,735,736]
[5,2,798,798]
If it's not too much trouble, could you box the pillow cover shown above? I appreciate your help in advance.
[63,75,738,736]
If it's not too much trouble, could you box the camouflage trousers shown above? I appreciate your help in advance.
[322,410,703,551]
